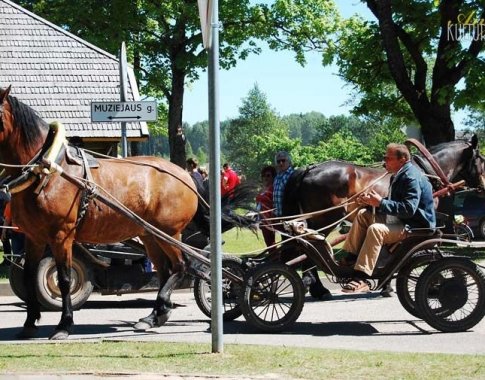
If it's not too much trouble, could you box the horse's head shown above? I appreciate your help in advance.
[464,134,485,190]
[431,135,485,190]
[0,86,49,164]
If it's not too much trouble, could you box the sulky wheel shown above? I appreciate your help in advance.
[396,253,437,318]
[241,262,305,333]
[193,255,245,321]
[415,257,485,332]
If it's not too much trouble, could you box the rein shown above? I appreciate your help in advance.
[261,171,390,225]
[79,147,210,210]
[39,157,242,283]
[405,138,452,187]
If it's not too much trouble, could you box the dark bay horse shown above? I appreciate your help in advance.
[0,87,212,339]
[283,137,485,294]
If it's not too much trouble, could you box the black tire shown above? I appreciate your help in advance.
[415,258,485,332]
[241,263,305,333]
[8,254,26,301]
[193,255,245,321]
[36,254,94,311]
[479,219,485,239]
[396,253,436,318]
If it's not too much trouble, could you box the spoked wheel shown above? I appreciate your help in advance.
[241,263,305,333]
[193,255,245,321]
[396,253,437,318]
[415,257,485,332]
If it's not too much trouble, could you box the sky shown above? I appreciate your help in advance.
[182,1,467,128]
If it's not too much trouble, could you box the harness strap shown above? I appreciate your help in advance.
[405,138,451,186]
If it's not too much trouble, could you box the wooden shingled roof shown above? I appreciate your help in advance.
[0,0,149,140]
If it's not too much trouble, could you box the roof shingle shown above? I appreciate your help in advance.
[0,0,149,139]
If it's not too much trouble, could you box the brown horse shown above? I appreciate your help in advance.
[283,137,485,297]
[284,137,485,231]
[0,87,201,339]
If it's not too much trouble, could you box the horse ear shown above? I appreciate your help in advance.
[0,85,11,103]
[471,134,479,149]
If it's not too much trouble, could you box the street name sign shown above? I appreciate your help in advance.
[91,101,158,122]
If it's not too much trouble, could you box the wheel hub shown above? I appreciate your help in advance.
[438,277,468,311]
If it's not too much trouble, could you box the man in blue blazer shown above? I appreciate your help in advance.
[341,143,436,293]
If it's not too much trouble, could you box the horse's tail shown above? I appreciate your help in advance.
[282,167,310,216]
[190,182,257,239]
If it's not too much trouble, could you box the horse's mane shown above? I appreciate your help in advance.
[427,139,469,154]
[7,95,49,149]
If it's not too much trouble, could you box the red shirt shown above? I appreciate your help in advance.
[221,168,240,196]
[256,185,274,216]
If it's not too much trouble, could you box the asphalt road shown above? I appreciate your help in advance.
[1,283,484,355]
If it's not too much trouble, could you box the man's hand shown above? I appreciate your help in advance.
[357,190,382,207]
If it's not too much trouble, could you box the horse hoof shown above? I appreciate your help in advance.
[134,320,154,331]
[50,329,69,340]
[156,310,172,327]
[17,326,38,339]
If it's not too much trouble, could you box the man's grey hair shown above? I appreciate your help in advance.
[274,151,292,165]
[387,143,411,161]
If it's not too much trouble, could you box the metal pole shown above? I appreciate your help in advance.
[119,42,128,157]
[208,0,223,353]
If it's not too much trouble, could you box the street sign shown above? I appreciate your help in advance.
[197,0,212,49]
[91,101,158,122]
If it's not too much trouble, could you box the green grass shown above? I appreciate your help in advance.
[0,341,484,379]
[222,228,267,256]
[1,233,485,378]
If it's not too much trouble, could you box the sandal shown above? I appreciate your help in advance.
[342,279,370,293]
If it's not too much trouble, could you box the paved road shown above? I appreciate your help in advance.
[1,284,484,355]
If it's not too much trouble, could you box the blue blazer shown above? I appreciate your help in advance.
[379,162,436,228]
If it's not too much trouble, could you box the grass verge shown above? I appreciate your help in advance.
[0,341,484,379]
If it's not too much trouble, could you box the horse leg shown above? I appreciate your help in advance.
[134,236,186,331]
[48,236,75,340]
[19,239,45,339]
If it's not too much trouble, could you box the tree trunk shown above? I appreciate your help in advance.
[415,103,455,146]
[371,0,456,146]
[167,68,186,168]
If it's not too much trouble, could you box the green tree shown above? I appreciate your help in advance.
[16,0,342,166]
[337,0,485,145]
[14,0,266,167]
[283,112,326,145]
[225,84,288,179]
[258,0,485,145]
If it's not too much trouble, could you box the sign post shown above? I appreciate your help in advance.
[119,42,129,157]
[204,0,223,353]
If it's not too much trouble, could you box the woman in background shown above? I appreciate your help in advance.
[256,165,277,247]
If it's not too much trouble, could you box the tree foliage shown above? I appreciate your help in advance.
[251,0,484,145]
[225,84,288,178]
[336,0,485,145]
[14,0,268,166]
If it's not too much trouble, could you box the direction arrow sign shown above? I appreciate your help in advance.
[91,101,158,122]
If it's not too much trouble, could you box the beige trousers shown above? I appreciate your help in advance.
[342,208,406,276]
